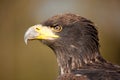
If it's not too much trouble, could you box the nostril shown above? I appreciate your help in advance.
[36,27,40,30]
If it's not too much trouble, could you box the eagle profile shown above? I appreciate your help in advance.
[24,13,120,80]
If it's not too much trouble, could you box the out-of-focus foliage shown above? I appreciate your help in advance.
[0,0,120,80]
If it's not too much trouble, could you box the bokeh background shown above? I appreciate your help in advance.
[0,0,120,80]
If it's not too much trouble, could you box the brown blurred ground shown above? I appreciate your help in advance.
[0,0,120,80]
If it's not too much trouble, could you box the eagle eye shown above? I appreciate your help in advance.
[51,25,62,32]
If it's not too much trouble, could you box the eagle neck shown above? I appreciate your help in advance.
[50,44,106,75]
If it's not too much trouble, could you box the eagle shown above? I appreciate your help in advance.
[24,13,120,80]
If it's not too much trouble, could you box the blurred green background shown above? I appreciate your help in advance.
[0,0,120,80]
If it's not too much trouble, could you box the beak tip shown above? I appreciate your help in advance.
[24,36,28,45]
[24,27,32,45]
[25,39,28,45]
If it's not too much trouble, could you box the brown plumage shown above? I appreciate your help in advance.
[24,13,120,80]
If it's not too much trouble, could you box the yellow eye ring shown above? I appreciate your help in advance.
[51,25,62,32]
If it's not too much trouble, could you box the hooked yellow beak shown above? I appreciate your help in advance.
[24,24,59,44]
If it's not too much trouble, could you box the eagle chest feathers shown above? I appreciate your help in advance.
[24,13,120,80]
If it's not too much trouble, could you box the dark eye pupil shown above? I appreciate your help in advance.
[55,26,59,30]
